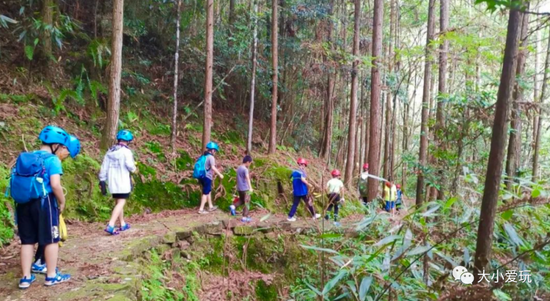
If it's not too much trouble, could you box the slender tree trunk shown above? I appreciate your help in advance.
[505,10,528,190]
[415,0,435,206]
[367,0,384,202]
[268,0,278,154]
[247,0,259,154]
[473,7,521,280]
[202,0,214,148]
[434,0,449,200]
[532,26,550,182]
[40,0,54,71]
[320,0,335,160]
[93,0,100,38]
[101,0,124,151]
[171,0,182,153]
[228,0,236,48]
[344,0,361,186]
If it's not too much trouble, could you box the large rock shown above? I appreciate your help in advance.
[233,226,255,236]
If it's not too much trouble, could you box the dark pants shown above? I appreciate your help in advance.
[233,191,250,217]
[288,195,315,218]
[326,193,340,221]
[16,195,60,245]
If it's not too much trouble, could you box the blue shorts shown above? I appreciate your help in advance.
[16,194,60,245]
[199,177,212,195]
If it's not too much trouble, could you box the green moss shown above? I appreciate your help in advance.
[0,163,14,244]
[176,150,194,171]
[256,280,278,301]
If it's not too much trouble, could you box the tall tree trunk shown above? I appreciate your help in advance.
[505,10,529,190]
[435,0,448,200]
[344,0,361,186]
[268,0,278,154]
[41,0,54,70]
[320,0,335,160]
[367,0,384,202]
[415,0,435,206]
[171,0,182,153]
[532,18,541,159]
[532,25,550,182]
[202,0,214,148]
[101,0,124,151]
[247,0,259,154]
[384,0,396,182]
[473,6,521,280]
[228,0,236,48]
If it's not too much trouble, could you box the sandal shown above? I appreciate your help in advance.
[19,275,36,289]
[119,223,131,232]
[104,225,120,235]
[45,272,71,287]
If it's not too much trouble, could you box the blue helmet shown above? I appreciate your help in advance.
[116,130,133,142]
[206,141,219,151]
[39,125,70,147]
[68,135,81,158]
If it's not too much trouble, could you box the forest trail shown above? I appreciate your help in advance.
[0,203,406,301]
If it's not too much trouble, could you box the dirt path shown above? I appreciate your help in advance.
[0,207,385,301]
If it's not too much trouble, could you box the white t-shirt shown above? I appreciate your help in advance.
[326,178,344,194]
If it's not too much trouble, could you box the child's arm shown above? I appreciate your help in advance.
[51,174,66,213]
[212,165,224,179]
[246,170,253,192]
[125,151,137,173]
[99,155,109,181]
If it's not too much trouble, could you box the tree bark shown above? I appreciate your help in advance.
[171,0,182,153]
[434,0,448,200]
[367,0,384,202]
[247,0,259,154]
[505,10,528,190]
[473,6,521,280]
[228,0,236,48]
[344,0,361,186]
[415,0,435,206]
[320,0,335,160]
[202,0,214,149]
[101,0,124,151]
[40,0,54,70]
[532,23,550,183]
[268,0,278,154]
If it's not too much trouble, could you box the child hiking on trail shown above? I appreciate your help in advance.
[230,155,253,222]
[396,184,403,211]
[287,158,321,222]
[195,141,224,214]
[32,135,80,276]
[383,181,397,214]
[10,126,76,288]
[325,169,344,227]
[100,130,137,235]
[358,164,369,205]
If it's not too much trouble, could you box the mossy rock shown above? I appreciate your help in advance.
[233,226,255,236]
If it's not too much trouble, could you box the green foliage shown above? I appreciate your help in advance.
[0,163,14,245]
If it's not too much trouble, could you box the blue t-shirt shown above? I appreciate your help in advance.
[291,170,308,196]
[34,150,63,193]
[397,190,402,199]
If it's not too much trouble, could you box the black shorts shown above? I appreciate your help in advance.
[112,193,130,199]
[16,195,60,245]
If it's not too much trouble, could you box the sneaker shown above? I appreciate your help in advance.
[241,217,251,223]
[44,272,70,287]
[32,263,47,274]
[313,214,321,219]
[19,275,36,289]
[229,205,236,216]
[334,221,341,227]
[287,216,297,222]
[104,225,119,235]
[198,209,209,214]
[119,223,131,232]
[208,206,218,212]
[324,214,330,221]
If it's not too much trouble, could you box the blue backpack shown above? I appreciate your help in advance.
[193,154,211,179]
[6,152,54,204]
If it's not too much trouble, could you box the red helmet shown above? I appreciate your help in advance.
[297,158,308,166]
[331,169,341,177]
[385,181,391,187]
[363,163,369,171]
[396,184,401,189]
